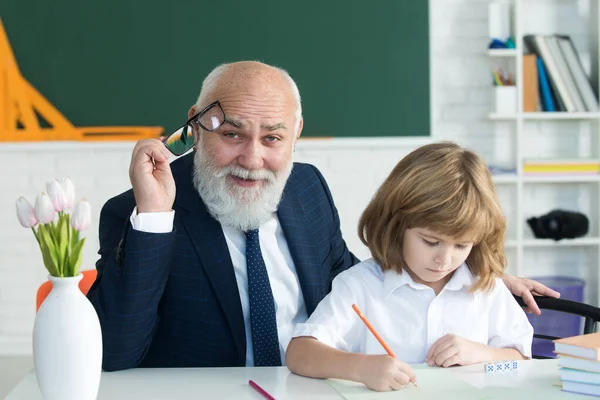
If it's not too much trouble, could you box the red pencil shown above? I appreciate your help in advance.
[352,303,417,387]
[249,379,276,400]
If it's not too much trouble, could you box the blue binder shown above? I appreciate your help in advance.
[537,57,556,112]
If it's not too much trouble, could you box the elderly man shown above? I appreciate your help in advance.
[87,61,558,371]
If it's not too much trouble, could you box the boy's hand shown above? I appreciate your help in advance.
[426,334,491,367]
[356,355,416,392]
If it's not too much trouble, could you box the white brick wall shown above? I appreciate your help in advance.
[0,0,594,356]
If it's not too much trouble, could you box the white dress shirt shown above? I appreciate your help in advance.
[130,208,308,366]
[292,258,533,362]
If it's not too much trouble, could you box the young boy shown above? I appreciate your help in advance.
[286,142,533,392]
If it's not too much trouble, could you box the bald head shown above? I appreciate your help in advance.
[194,61,302,133]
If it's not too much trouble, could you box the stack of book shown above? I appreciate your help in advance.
[555,332,600,396]
[524,34,599,113]
[523,159,600,176]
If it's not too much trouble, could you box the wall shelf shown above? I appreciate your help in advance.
[489,112,600,120]
[488,49,519,57]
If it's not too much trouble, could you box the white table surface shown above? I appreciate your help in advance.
[4,359,586,400]
[5,365,339,400]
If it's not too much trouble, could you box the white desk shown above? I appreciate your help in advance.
[4,359,588,399]
[6,366,339,400]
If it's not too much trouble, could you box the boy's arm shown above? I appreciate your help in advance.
[487,278,534,359]
[286,337,415,392]
[285,265,416,391]
[286,337,365,381]
[427,279,533,367]
[426,334,527,367]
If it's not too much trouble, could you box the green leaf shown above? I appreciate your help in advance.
[38,225,59,277]
[70,221,79,250]
[45,221,59,252]
[69,238,86,276]
[57,214,69,274]
[39,242,58,277]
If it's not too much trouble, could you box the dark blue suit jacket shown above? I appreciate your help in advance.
[87,153,359,371]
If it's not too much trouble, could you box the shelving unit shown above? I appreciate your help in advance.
[487,0,600,305]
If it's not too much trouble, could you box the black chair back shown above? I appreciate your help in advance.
[514,295,600,358]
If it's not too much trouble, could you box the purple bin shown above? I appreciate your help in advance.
[525,276,585,358]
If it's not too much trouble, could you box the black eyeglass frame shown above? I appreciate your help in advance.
[162,100,226,155]
[185,100,226,132]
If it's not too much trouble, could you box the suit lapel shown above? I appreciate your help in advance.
[277,179,324,316]
[174,161,246,365]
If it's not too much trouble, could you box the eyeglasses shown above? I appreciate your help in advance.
[162,101,226,156]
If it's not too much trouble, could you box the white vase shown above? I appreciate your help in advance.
[33,273,102,400]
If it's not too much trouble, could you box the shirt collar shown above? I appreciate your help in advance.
[382,263,475,297]
[444,263,476,291]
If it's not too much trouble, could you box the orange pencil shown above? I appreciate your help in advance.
[352,304,396,357]
[352,303,417,387]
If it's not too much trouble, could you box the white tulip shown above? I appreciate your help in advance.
[71,199,91,231]
[34,192,56,224]
[58,177,76,210]
[46,180,67,212]
[15,197,38,228]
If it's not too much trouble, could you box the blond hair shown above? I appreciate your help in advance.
[358,142,506,292]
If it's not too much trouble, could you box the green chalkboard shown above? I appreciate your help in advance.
[0,1,429,137]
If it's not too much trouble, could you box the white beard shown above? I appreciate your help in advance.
[192,147,293,231]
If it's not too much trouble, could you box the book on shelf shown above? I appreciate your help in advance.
[523,54,539,112]
[523,173,598,178]
[546,35,586,112]
[536,57,555,111]
[524,34,573,111]
[523,34,599,113]
[557,35,600,112]
[523,159,600,174]
[523,166,600,174]
[555,332,600,361]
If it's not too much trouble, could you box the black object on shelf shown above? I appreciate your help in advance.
[527,209,589,241]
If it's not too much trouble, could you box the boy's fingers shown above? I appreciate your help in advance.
[434,346,458,367]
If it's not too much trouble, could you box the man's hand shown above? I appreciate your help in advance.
[355,355,416,392]
[129,139,176,213]
[502,274,561,315]
[426,334,490,367]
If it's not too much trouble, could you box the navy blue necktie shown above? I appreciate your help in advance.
[245,229,281,366]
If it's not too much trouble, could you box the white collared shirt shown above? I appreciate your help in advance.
[292,258,533,362]
[131,208,308,366]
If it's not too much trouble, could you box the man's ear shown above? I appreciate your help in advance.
[295,118,304,142]
[188,105,198,119]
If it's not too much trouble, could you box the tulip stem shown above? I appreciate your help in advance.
[31,227,39,244]
[67,220,72,276]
